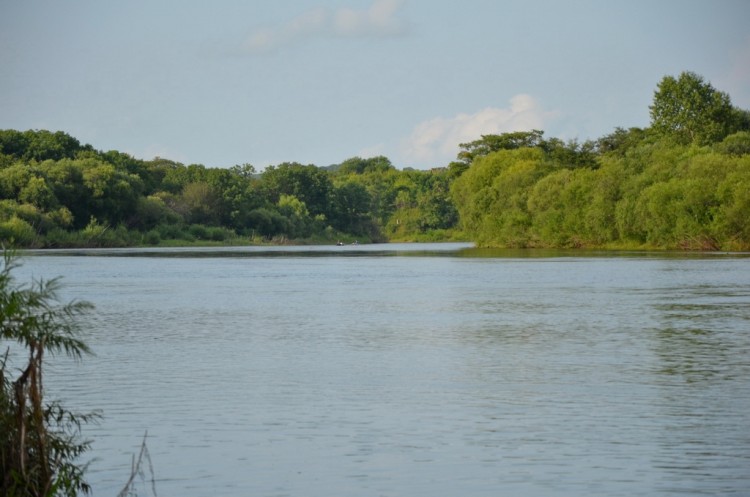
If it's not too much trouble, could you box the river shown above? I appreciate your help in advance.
[8,243,750,496]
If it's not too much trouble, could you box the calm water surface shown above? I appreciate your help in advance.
[9,243,750,496]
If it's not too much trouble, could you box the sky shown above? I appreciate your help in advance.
[1,0,749,170]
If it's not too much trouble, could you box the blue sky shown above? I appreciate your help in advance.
[1,0,749,170]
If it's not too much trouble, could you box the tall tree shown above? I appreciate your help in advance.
[330,180,372,234]
[649,71,736,145]
[455,130,546,165]
[337,156,395,175]
[261,163,334,219]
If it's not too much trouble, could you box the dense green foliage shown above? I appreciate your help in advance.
[450,72,750,250]
[0,131,459,247]
[1,72,748,250]
[649,71,747,146]
[1,250,95,496]
[451,133,750,249]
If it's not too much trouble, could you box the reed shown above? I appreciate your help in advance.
[117,432,157,497]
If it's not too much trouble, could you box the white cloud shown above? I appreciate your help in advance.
[400,94,559,167]
[243,0,407,53]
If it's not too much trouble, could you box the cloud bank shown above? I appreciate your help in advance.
[401,94,558,167]
[243,0,407,53]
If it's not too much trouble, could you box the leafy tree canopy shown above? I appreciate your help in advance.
[337,156,395,175]
[456,130,546,165]
[2,71,748,249]
[649,71,744,145]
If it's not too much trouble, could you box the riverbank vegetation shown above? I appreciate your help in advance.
[0,134,460,248]
[2,71,749,250]
[1,250,95,496]
[451,72,750,250]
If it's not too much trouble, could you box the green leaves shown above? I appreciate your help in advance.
[1,249,95,497]
[2,70,748,248]
[451,129,750,250]
[649,71,737,145]
[0,252,93,359]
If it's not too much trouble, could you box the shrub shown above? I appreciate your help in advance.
[143,230,161,245]
[188,224,209,240]
[0,216,38,247]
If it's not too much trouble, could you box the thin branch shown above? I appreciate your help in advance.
[117,431,158,497]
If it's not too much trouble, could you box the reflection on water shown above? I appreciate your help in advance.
[655,326,731,382]
[644,262,750,495]
[7,245,750,497]
[652,279,749,384]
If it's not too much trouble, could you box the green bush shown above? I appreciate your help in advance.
[43,228,82,248]
[188,224,209,240]
[0,216,38,247]
[143,230,161,245]
[207,226,232,241]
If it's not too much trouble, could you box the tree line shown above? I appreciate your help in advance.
[451,72,750,250]
[1,71,749,250]
[3,70,747,497]
[0,131,459,247]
